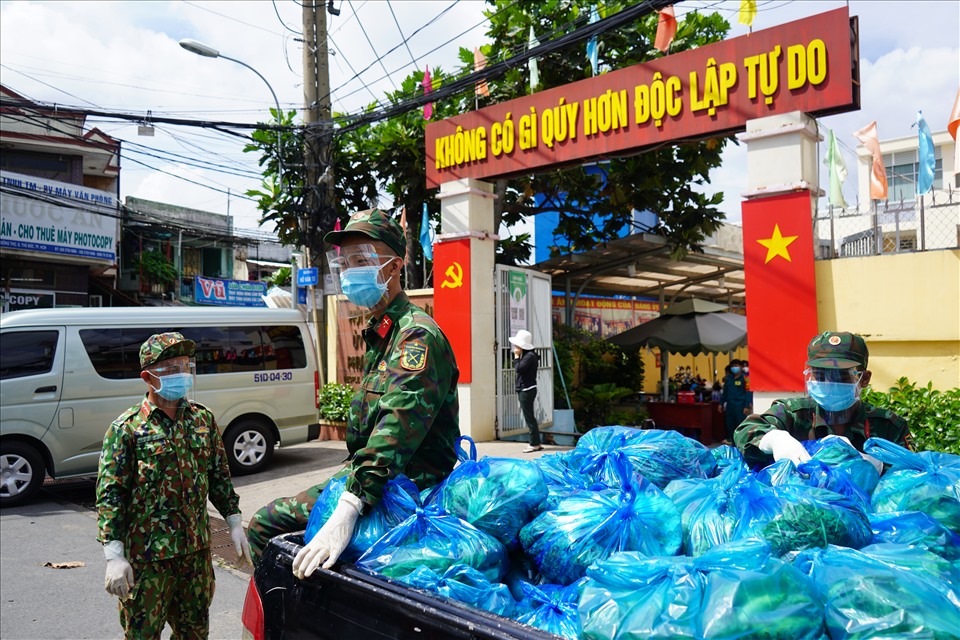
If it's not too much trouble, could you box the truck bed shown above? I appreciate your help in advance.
[249,533,562,640]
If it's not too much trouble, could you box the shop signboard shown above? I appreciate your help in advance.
[0,289,55,313]
[194,276,268,307]
[0,170,118,262]
[425,8,858,187]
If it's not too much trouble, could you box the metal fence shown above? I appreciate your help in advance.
[814,189,960,259]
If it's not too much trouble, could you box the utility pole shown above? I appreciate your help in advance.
[303,0,332,386]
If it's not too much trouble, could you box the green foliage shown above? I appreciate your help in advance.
[318,382,354,422]
[603,407,649,428]
[861,378,960,455]
[139,250,177,287]
[553,323,643,430]
[267,267,291,287]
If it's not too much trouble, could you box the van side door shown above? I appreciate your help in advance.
[0,328,64,440]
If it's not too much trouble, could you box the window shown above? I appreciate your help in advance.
[0,331,59,380]
[81,325,307,379]
[81,328,162,379]
[884,147,943,202]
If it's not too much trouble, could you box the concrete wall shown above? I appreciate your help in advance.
[815,249,959,391]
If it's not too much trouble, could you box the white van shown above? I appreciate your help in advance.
[0,307,321,506]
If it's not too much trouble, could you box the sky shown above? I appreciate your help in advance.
[1,0,957,245]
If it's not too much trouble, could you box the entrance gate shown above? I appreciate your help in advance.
[494,265,553,439]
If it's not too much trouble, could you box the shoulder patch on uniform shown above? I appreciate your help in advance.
[399,340,428,371]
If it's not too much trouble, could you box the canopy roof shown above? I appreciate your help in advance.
[534,229,746,309]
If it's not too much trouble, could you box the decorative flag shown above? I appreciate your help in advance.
[853,121,888,200]
[398,206,407,231]
[739,0,756,28]
[528,26,540,92]
[916,111,936,196]
[419,203,433,261]
[654,6,677,53]
[741,191,819,392]
[333,217,341,255]
[474,47,490,97]
[585,7,600,75]
[949,88,960,184]
[422,66,433,121]
[823,128,848,208]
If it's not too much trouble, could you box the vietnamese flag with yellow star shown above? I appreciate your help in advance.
[741,190,819,391]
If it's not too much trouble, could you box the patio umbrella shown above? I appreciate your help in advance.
[607,298,747,400]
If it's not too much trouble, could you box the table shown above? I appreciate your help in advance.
[645,401,724,445]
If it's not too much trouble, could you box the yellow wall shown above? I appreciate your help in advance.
[815,250,960,391]
[640,346,748,394]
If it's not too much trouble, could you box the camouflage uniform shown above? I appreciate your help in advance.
[96,332,241,639]
[734,331,909,467]
[248,209,461,563]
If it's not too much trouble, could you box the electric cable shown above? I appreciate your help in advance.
[272,0,302,34]
[347,0,398,91]
[387,0,419,72]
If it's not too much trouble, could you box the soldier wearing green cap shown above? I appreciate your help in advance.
[96,332,251,639]
[734,331,908,469]
[247,208,460,576]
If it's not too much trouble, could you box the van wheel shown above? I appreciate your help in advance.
[224,420,274,476]
[1,442,46,508]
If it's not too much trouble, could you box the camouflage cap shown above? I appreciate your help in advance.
[323,208,406,259]
[139,332,196,369]
[806,331,868,369]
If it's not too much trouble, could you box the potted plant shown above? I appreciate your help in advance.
[318,382,353,441]
[139,249,178,294]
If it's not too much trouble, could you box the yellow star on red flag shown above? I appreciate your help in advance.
[757,224,798,263]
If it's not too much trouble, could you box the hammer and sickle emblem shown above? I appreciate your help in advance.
[441,261,463,289]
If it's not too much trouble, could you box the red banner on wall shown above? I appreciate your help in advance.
[741,190,819,392]
[432,239,473,383]
[426,8,857,187]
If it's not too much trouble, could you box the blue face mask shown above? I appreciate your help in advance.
[152,372,193,401]
[730,367,741,374]
[340,265,389,308]
[807,380,859,412]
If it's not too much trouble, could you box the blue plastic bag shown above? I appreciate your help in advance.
[710,444,744,474]
[513,579,585,640]
[356,503,509,582]
[436,444,548,548]
[571,426,717,489]
[869,511,960,561]
[795,543,960,639]
[578,538,825,640]
[760,484,872,556]
[665,461,784,556]
[758,457,872,512]
[520,456,682,585]
[865,437,960,534]
[304,474,420,561]
[399,564,515,617]
[804,436,880,495]
[535,452,608,510]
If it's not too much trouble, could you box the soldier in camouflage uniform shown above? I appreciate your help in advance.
[247,208,460,574]
[734,331,909,469]
[96,332,251,639]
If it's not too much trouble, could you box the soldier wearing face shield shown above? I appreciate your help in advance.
[246,208,460,577]
[734,331,909,471]
[95,332,250,639]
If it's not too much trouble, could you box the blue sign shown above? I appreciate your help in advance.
[298,287,307,304]
[297,268,319,287]
[195,276,268,307]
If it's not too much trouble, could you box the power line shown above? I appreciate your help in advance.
[347,0,398,92]
[0,63,101,108]
[181,1,288,37]
[331,0,675,134]
[387,0,419,72]
[272,0,302,34]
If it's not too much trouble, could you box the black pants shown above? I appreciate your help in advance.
[518,388,540,446]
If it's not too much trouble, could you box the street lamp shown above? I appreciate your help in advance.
[178,38,284,188]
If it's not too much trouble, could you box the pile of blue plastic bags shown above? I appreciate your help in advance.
[305,428,960,639]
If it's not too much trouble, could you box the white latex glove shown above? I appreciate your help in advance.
[821,435,884,475]
[292,492,362,579]
[103,540,135,599]
[226,514,252,565]
[758,430,811,465]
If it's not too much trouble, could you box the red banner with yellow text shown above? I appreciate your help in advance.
[433,239,473,383]
[426,8,857,187]
[741,190,819,391]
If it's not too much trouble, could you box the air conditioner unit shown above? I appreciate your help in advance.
[89,295,103,307]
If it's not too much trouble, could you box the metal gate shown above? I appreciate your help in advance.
[495,265,553,439]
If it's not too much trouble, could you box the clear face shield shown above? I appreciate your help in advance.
[803,367,864,413]
[327,243,397,320]
[146,357,197,406]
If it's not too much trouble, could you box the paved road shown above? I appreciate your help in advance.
[0,438,563,639]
